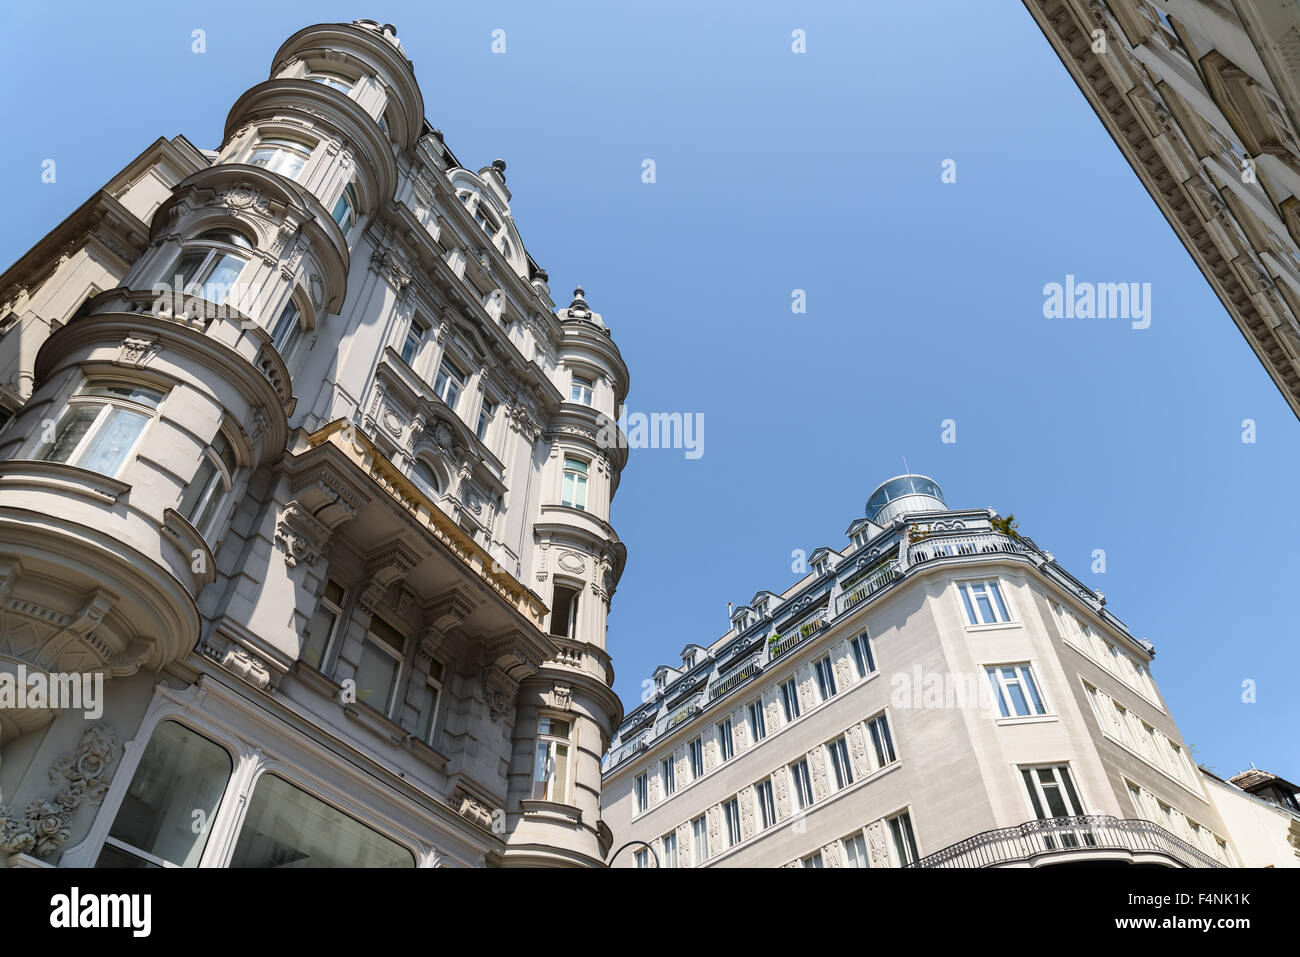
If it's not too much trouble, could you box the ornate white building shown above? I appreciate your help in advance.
[603,476,1250,869]
[1024,0,1300,419]
[0,19,629,868]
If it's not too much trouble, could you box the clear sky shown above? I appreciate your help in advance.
[2,0,1296,780]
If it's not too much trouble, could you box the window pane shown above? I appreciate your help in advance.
[179,460,217,522]
[204,252,245,305]
[100,720,231,868]
[42,405,100,463]
[80,407,148,474]
[81,382,164,408]
[230,773,413,867]
[355,640,399,712]
[301,604,337,669]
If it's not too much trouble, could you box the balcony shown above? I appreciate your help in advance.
[709,655,761,700]
[907,815,1225,869]
[906,531,1029,567]
[835,560,901,616]
[769,609,828,660]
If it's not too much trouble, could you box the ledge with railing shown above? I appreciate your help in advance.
[835,559,902,615]
[769,609,829,660]
[710,655,762,700]
[907,815,1225,869]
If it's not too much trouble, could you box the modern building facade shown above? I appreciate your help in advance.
[1024,0,1300,420]
[0,19,629,868]
[603,475,1242,868]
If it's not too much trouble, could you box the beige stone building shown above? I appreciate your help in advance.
[603,476,1241,868]
[1024,0,1300,419]
[1201,767,1300,867]
[0,20,629,868]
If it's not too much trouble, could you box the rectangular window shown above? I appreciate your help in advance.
[867,712,897,769]
[888,811,920,866]
[790,758,814,810]
[717,718,734,762]
[1021,764,1085,819]
[178,430,238,539]
[356,616,407,716]
[561,457,589,510]
[433,359,466,410]
[301,578,346,670]
[688,737,704,779]
[747,699,767,741]
[412,660,443,745]
[634,772,649,814]
[661,757,675,797]
[661,832,677,868]
[813,655,838,701]
[691,815,709,865]
[779,678,801,723]
[755,779,776,829]
[331,180,358,234]
[40,380,165,477]
[401,317,427,366]
[270,299,303,356]
[985,663,1047,718]
[843,831,870,868]
[826,736,854,791]
[723,797,741,848]
[634,848,649,868]
[570,375,593,405]
[549,584,580,639]
[802,852,824,868]
[248,136,312,179]
[476,398,496,442]
[533,716,571,803]
[958,579,1011,625]
[849,632,876,678]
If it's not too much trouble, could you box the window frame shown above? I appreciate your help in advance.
[716,718,734,762]
[37,378,166,478]
[433,358,466,410]
[246,134,314,179]
[159,230,252,307]
[691,815,709,865]
[849,632,876,679]
[533,715,572,804]
[985,662,1048,718]
[813,654,838,702]
[570,374,594,405]
[177,427,240,540]
[957,578,1014,627]
[561,455,590,511]
[789,757,814,811]
[301,578,347,672]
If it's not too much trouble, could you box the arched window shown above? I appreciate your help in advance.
[412,459,442,497]
[247,135,314,179]
[160,228,252,306]
[304,69,355,94]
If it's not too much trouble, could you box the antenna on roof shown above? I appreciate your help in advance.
[902,455,910,475]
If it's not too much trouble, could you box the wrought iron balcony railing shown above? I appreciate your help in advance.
[907,815,1225,869]
[836,560,901,615]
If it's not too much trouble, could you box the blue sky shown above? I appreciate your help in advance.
[2,1,1296,780]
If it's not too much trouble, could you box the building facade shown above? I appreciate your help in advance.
[603,476,1240,868]
[1024,0,1300,420]
[1201,767,1300,867]
[0,20,629,868]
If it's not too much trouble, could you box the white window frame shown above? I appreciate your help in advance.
[866,711,897,771]
[755,779,776,829]
[661,831,677,868]
[37,379,166,478]
[825,735,854,791]
[246,135,314,179]
[533,715,572,804]
[813,654,838,701]
[779,678,801,723]
[717,718,734,762]
[570,374,594,405]
[561,456,590,511]
[747,699,766,741]
[691,815,709,865]
[849,632,876,679]
[789,758,814,810]
[660,756,675,797]
[433,359,466,410]
[301,578,346,671]
[722,797,741,848]
[634,772,649,814]
[401,315,429,369]
[177,427,239,540]
[887,810,920,866]
[688,737,704,780]
[984,662,1048,718]
[957,578,1013,626]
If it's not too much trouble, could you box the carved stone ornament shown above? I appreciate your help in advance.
[0,724,119,858]
[118,334,160,366]
[274,502,330,567]
[482,665,518,722]
[217,183,270,215]
[456,795,495,830]
[433,421,454,448]
[545,683,573,712]
[557,550,586,574]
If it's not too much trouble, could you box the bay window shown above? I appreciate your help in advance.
[331,180,358,234]
[561,456,589,510]
[39,379,165,477]
[178,429,238,539]
[570,375,593,405]
[160,229,251,306]
[247,135,313,179]
[533,716,571,803]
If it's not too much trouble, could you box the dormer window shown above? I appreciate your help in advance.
[813,558,829,577]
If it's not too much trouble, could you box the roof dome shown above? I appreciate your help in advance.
[865,474,946,525]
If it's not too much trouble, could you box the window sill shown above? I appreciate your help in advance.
[520,799,582,825]
[994,713,1058,727]
[964,621,1021,633]
[0,459,130,505]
